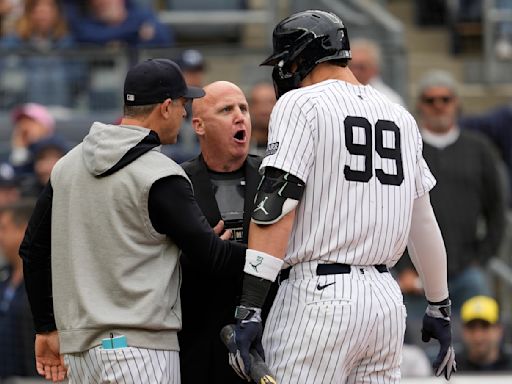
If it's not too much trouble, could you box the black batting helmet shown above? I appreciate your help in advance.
[261,10,351,98]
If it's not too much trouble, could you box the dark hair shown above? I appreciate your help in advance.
[329,58,350,68]
[123,104,159,118]
[17,0,69,40]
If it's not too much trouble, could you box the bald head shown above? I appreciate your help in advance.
[191,81,251,172]
[193,81,244,118]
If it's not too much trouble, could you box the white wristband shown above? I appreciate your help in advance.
[244,249,284,282]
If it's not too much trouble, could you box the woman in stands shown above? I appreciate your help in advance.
[0,0,76,107]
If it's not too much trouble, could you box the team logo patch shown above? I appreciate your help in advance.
[250,256,263,272]
[253,197,269,215]
[265,142,279,156]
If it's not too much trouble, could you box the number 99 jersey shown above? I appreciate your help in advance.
[261,79,436,268]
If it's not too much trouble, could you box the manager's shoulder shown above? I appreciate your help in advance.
[139,149,188,176]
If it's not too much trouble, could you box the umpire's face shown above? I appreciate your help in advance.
[193,82,251,164]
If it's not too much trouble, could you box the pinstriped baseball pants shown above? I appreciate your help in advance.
[263,264,406,384]
[64,346,180,383]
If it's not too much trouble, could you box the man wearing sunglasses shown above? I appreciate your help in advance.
[398,70,506,343]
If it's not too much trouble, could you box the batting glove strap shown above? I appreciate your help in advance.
[235,306,262,324]
[426,299,451,321]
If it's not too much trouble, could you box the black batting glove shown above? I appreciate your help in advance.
[421,298,457,380]
[229,306,264,381]
[227,273,272,380]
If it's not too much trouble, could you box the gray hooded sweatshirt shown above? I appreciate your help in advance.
[50,122,188,353]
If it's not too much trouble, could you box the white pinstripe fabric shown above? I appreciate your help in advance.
[262,80,435,269]
[263,265,406,384]
[64,347,180,383]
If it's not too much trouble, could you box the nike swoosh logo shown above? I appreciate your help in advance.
[316,282,335,291]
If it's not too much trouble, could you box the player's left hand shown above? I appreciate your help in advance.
[421,299,456,380]
[229,306,264,380]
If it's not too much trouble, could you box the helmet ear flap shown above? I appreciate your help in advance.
[271,64,302,99]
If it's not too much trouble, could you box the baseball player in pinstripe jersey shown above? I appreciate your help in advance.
[225,10,456,383]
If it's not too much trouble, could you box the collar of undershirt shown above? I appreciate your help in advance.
[421,126,460,149]
[206,164,245,180]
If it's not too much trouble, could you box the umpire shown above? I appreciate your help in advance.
[179,81,269,383]
[19,59,246,383]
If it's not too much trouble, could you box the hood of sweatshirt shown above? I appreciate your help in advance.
[82,122,161,177]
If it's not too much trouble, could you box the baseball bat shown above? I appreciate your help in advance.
[220,324,277,384]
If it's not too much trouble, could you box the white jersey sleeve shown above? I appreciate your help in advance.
[261,91,317,182]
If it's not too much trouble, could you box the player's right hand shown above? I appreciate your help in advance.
[230,306,265,380]
[421,299,456,380]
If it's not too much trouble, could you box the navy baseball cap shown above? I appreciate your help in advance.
[124,58,205,106]
[175,49,206,71]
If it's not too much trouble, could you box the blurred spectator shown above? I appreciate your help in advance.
[63,0,173,47]
[0,163,20,266]
[457,295,512,371]
[0,0,23,36]
[349,37,405,106]
[248,81,275,157]
[460,102,512,205]
[416,70,504,308]
[0,199,38,379]
[0,162,20,207]
[164,49,206,163]
[397,70,506,347]
[176,48,206,88]
[20,134,69,197]
[9,103,55,175]
[0,0,76,107]
[2,0,72,49]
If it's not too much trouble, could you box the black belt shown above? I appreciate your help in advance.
[278,263,388,283]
